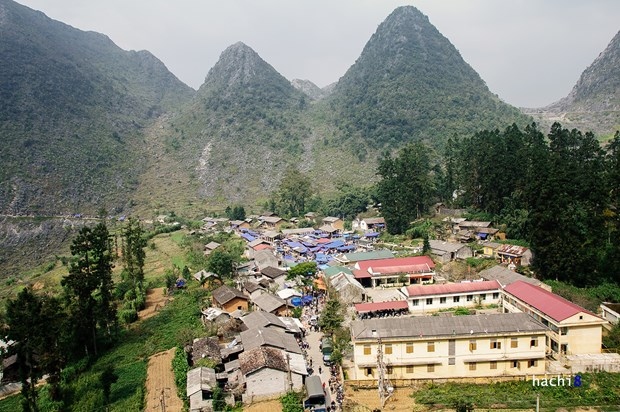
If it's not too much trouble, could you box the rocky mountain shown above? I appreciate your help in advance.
[524,30,620,138]
[324,6,529,158]
[291,79,329,101]
[0,0,194,216]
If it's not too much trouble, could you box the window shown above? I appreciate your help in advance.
[469,363,477,371]
[363,344,371,355]
[480,294,486,300]
[406,365,414,374]
[511,361,520,369]
[528,360,537,368]
[366,367,373,376]
[469,340,477,351]
[467,295,473,302]
[412,299,419,306]
[426,298,433,305]
[530,338,538,348]
[453,296,460,303]
[406,342,414,354]
[490,340,501,349]
[561,327,568,336]
[493,292,500,299]
[511,337,518,348]
[427,342,435,352]
[440,297,447,304]
[490,361,497,370]
[427,364,435,373]
[384,344,392,355]
[386,366,393,374]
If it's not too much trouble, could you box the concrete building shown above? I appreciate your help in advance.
[353,256,435,288]
[496,244,532,267]
[400,280,502,313]
[502,281,607,356]
[350,313,547,380]
[600,302,620,325]
[239,347,306,402]
[429,240,473,263]
[186,367,217,412]
[478,265,549,290]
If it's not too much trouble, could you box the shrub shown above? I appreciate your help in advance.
[118,309,138,324]
[172,347,189,404]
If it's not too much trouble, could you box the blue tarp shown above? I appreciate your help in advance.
[241,233,255,242]
[315,253,329,264]
[337,245,356,252]
[302,295,314,305]
[324,239,345,249]
[291,297,303,307]
[364,232,380,238]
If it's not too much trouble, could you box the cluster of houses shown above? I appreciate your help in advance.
[181,212,619,408]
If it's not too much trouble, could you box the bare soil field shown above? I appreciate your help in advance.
[244,399,283,412]
[138,287,170,320]
[343,387,415,412]
[144,348,184,412]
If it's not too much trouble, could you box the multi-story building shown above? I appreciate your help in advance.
[350,313,547,380]
[400,280,502,313]
[502,281,607,356]
[352,256,435,288]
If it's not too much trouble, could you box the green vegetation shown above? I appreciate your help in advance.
[280,391,304,412]
[413,372,620,409]
[172,346,190,404]
[544,280,620,312]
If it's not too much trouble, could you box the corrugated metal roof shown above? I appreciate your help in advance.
[351,313,546,340]
[478,265,543,288]
[497,244,529,256]
[357,256,435,271]
[404,280,501,297]
[503,280,594,322]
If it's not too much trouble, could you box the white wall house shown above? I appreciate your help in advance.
[400,280,502,313]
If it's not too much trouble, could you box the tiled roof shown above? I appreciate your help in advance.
[503,281,594,322]
[239,347,287,375]
[354,300,409,313]
[253,293,287,313]
[212,285,247,305]
[497,244,529,256]
[240,327,301,353]
[478,266,543,288]
[351,313,546,340]
[404,280,501,297]
[261,266,286,279]
[241,311,287,331]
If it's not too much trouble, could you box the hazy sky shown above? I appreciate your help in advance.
[15,0,620,108]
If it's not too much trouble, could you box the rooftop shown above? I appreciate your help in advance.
[212,285,247,305]
[497,244,529,256]
[354,300,408,313]
[404,280,501,297]
[239,347,287,375]
[260,266,286,279]
[241,311,287,331]
[429,240,467,253]
[356,256,435,272]
[478,265,544,288]
[351,313,547,340]
[240,327,301,354]
[504,281,595,322]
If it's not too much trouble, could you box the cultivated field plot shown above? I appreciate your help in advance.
[144,348,184,412]
[244,399,283,412]
[138,287,170,320]
[343,387,415,411]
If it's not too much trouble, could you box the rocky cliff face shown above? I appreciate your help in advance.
[523,30,620,138]
[291,79,328,101]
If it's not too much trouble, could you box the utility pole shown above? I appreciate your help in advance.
[377,338,393,408]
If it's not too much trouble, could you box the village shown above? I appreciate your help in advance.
[167,210,620,411]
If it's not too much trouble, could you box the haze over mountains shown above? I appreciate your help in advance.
[0,0,618,219]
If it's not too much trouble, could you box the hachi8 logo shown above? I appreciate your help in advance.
[531,374,582,387]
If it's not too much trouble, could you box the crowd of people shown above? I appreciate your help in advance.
[357,307,409,319]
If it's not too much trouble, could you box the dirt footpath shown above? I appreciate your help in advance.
[138,288,169,320]
[144,348,184,412]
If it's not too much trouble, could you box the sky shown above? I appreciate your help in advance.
[14,0,620,108]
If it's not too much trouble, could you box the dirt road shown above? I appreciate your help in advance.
[144,348,184,412]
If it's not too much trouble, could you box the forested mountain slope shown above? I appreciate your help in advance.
[0,0,194,216]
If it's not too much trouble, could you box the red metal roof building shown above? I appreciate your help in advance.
[353,256,435,288]
[401,280,502,314]
[354,300,409,314]
[502,281,607,356]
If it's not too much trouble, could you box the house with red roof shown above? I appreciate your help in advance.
[502,281,607,356]
[401,280,502,313]
[353,256,435,288]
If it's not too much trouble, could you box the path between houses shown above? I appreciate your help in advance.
[144,348,184,412]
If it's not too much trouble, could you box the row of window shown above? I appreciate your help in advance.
[365,359,539,376]
[363,337,539,355]
[411,292,500,306]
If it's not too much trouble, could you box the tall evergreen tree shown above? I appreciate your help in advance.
[4,288,66,410]
[377,143,434,234]
[121,218,147,291]
[62,222,116,356]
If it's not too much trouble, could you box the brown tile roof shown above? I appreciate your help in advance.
[191,336,222,364]
[239,347,287,375]
[212,285,248,305]
[260,266,286,279]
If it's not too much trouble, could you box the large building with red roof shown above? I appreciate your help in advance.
[353,256,435,288]
[502,281,607,356]
[401,280,502,313]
